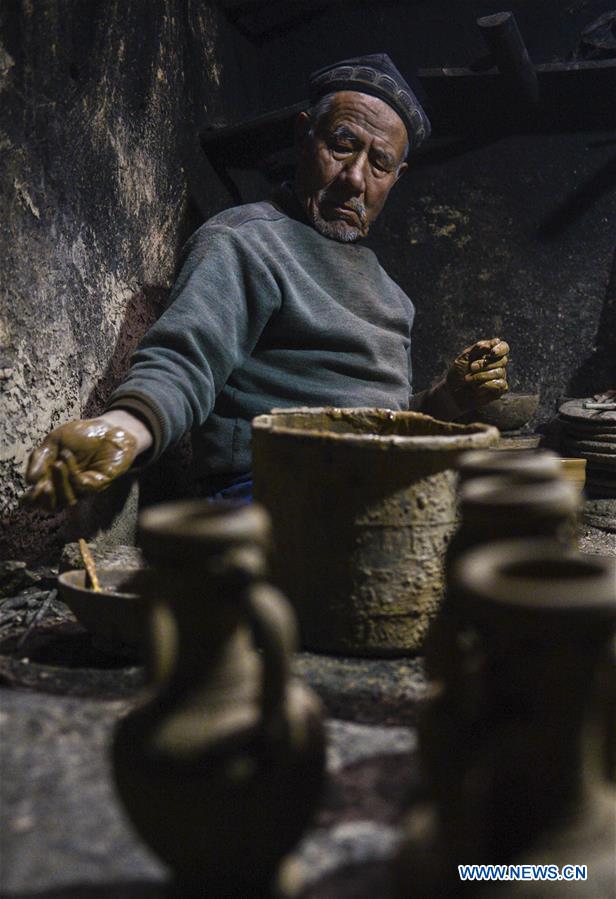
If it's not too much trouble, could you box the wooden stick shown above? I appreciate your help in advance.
[79,538,101,592]
[477,11,539,104]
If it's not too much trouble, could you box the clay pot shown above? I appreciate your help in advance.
[453,474,580,556]
[113,500,325,897]
[396,539,616,899]
[252,408,498,656]
[427,468,581,689]
[463,391,539,431]
[457,448,561,485]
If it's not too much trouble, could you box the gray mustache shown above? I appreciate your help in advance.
[320,192,367,226]
[344,198,367,224]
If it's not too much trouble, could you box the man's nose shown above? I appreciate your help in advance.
[339,153,366,194]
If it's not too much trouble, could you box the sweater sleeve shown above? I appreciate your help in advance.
[107,225,281,459]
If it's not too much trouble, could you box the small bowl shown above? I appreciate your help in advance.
[466,393,540,432]
[57,568,149,650]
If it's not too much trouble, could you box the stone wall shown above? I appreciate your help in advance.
[371,130,616,412]
[0,0,255,560]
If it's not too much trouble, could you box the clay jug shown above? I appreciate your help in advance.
[426,471,580,682]
[456,448,562,486]
[396,538,616,898]
[450,474,580,560]
[113,500,325,898]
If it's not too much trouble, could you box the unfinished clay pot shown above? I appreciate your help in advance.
[463,391,539,431]
[396,539,616,898]
[451,474,580,560]
[457,448,561,485]
[113,500,325,898]
[426,472,581,682]
[252,408,498,656]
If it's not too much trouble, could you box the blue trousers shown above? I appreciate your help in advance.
[207,472,253,503]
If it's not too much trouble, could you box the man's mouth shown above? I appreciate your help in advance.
[321,200,365,226]
[333,205,359,222]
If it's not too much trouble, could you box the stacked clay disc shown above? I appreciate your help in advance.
[559,399,616,498]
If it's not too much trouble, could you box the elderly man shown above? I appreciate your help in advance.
[24,54,508,508]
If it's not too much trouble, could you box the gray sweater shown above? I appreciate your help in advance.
[108,188,416,479]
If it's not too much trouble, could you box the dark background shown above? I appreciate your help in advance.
[1,0,615,560]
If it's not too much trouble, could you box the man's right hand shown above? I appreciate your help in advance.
[22,411,152,511]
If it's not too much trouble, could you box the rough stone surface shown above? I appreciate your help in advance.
[59,542,145,574]
[0,688,419,899]
[579,522,616,554]
[0,690,166,895]
[0,528,613,897]
[294,654,428,727]
[0,1,253,563]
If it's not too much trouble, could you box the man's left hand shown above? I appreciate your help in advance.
[445,337,509,412]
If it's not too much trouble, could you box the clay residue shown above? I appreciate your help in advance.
[263,408,495,439]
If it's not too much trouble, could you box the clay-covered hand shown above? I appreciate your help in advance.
[22,419,139,511]
[445,337,509,412]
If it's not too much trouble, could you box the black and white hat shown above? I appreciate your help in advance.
[309,53,431,152]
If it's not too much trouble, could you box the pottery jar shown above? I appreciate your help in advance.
[252,407,498,656]
[456,448,562,486]
[113,500,325,898]
[450,474,580,562]
[396,538,616,899]
[426,470,579,682]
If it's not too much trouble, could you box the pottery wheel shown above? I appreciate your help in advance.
[558,398,616,427]
[574,453,616,469]
[562,428,616,442]
[563,438,616,455]
[559,399,616,498]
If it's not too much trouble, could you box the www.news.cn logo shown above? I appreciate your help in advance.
[458,864,588,882]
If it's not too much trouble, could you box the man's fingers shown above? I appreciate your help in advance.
[59,448,92,496]
[25,441,57,483]
[472,379,508,407]
[466,340,495,363]
[470,354,509,373]
[466,367,507,384]
[51,461,77,507]
[480,378,508,395]
[20,478,55,510]
[489,339,509,358]
[58,448,113,494]
[74,470,113,494]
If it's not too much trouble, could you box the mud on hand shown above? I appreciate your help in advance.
[21,418,138,512]
[446,337,509,411]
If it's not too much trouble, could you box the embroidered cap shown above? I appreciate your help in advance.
[309,53,431,152]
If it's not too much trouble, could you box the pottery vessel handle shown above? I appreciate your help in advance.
[247,583,298,736]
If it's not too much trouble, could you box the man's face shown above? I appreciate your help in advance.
[295,91,408,242]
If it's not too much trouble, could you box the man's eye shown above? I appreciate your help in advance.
[331,143,352,154]
[372,160,392,174]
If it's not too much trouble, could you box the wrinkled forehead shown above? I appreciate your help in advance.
[319,91,408,156]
